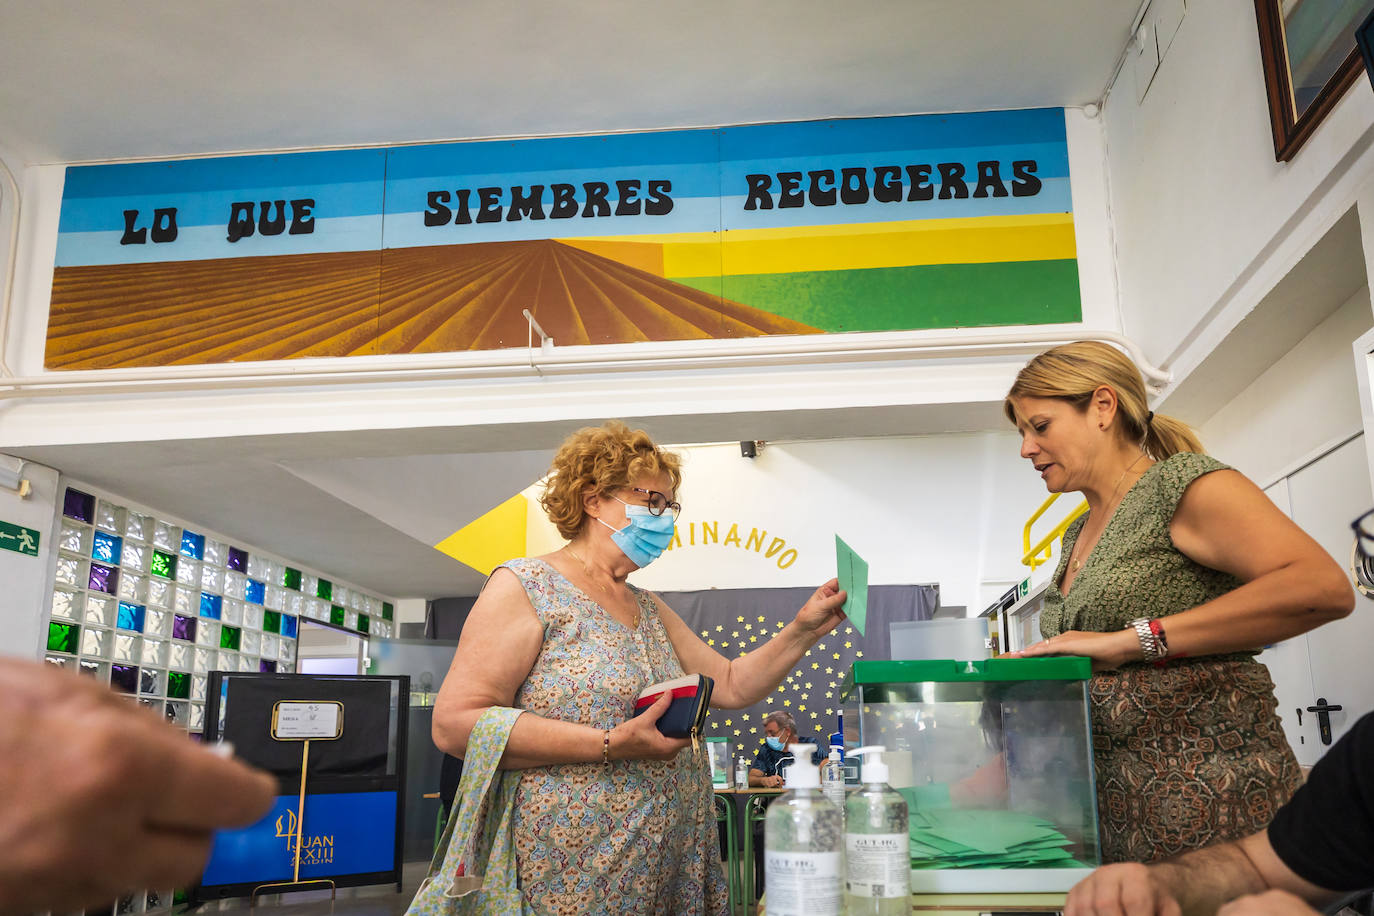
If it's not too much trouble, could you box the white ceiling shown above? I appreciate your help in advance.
[2,0,1143,600]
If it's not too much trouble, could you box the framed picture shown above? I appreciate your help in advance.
[1254,0,1374,161]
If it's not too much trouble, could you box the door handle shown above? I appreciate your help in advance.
[1305,698,1343,746]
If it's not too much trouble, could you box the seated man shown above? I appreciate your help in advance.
[748,710,824,788]
[1066,711,1374,916]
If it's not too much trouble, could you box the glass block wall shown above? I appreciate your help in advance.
[47,485,397,740]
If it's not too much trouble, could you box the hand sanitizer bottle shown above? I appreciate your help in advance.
[764,743,842,916]
[845,746,910,915]
[736,755,750,788]
[821,743,847,810]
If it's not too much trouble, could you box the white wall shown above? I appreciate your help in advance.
[539,434,1068,615]
[1103,1,1374,377]
[0,459,59,659]
[1199,287,1373,486]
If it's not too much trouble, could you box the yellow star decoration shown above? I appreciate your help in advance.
[856,651,864,658]
[724,719,732,726]
[844,641,852,648]
[757,615,766,622]
[734,729,741,736]
[798,704,807,712]
[775,621,784,629]
[777,685,785,693]
[732,631,739,638]
[832,653,841,660]
[810,711,819,719]
[750,635,758,643]
[699,630,708,638]
[811,662,820,669]
[783,699,791,707]
[722,641,731,648]
[715,625,723,632]
[828,681,838,688]
[826,691,833,699]
[825,667,833,674]
[708,639,716,646]
[745,623,753,631]
[844,626,854,635]
[804,682,813,690]
[736,615,745,623]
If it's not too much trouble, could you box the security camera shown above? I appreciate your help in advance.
[739,441,758,459]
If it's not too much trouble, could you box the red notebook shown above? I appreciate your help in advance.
[632,674,714,740]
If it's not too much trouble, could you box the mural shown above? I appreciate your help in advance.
[48,109,1080,369]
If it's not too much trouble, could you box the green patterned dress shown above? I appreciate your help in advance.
[1042,452,1302,863]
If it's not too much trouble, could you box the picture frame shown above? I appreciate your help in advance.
[1253,0,1374,161]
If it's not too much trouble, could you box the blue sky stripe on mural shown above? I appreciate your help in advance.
[59,148,386,200]
[717,108,1067,161]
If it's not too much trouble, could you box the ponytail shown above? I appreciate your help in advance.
[1143,411,1203,461]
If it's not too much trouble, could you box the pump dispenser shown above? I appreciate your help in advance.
[844,746,910,914]
[822,743,846,809]
[764,744,842,916]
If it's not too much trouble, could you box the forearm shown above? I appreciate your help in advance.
[1153,842,1269,916]
[716,621,819,707]
[434,704,606,770]
[1159,564,1351,659]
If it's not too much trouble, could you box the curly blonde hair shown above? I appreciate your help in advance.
[539,421,683,540]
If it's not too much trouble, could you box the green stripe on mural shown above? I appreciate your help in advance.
[673,260,1082,332]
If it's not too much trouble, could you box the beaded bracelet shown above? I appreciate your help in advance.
[602,729,611,764]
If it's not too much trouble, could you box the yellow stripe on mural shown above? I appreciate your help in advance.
[434,493,528,575]
[558,213,1076,279]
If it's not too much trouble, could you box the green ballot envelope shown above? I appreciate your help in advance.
[835,534,869,636]
[839,657,1100,893]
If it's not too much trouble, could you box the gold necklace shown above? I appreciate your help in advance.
[564,546,639,628]
[1068,452,1148,572]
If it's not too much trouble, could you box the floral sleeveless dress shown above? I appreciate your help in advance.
[501,558,729,916]
[1042,453,1302,863]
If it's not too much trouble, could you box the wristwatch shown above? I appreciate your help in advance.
[1127,617,1168,662]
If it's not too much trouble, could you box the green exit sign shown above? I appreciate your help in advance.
[0,521,39,556]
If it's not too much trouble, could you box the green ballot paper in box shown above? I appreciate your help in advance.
[838,657,1101,893]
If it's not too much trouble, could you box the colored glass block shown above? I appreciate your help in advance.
[262,610,281,634]
[357,614,370,635]
[316,578,332,600]
[199,593,222,620]
[226,547,247,572]
[141,639,165,667]
[283,567,301,590]
[63,487,95,522]
[260,659,277,673]
[244,578,265,605]
[55,557,80,587]
[92,531,121,565]
[88,562,118,594]
[200,565,223,594]
[116,602,145,633]
[150,549,177,579]
[47,621,79,654]
[382,602,394,621]
[330,605,346,627]
[281,614,298,639]
[172,614,196,641]
[219,625,241,651]
[180,530,204,559]
[140,668,162,695]
[124,512,149,542]
[110,664,138,694]
[167,671,191,700]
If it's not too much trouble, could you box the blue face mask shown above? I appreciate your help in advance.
[766,736,785,752]
[599,498,675,569]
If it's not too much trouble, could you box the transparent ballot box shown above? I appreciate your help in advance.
[840,657,1100,893]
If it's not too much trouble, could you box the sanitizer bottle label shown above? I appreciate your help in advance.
[845,833,909,898]
[764,851,841,915]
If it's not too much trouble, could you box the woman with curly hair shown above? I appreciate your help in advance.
[434,421,846,915]
[1004,341,1352,863]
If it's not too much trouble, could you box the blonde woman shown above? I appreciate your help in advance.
[434,421,846,915]
[1005,342,1352,863]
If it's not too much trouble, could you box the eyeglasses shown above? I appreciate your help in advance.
[1352,508,1374,561]
[628,486,681,517]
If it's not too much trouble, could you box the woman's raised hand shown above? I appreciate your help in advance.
[608,690,691,761]
[793,578,848,639]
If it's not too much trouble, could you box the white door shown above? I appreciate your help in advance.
[1284,434,1373,753]
[1257,479,1322,766]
